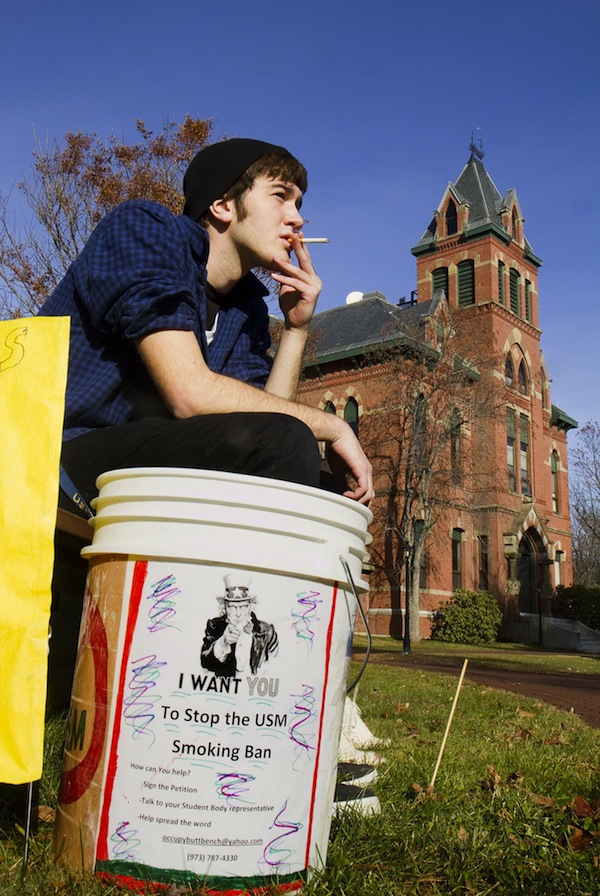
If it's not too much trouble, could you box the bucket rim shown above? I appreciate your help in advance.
[94,467,373,524]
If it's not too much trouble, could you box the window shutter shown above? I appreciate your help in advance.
[510,269,520,314]
[432,267,449,297]
[457,260,475,306]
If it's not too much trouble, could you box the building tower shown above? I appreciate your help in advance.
[411,141,576,635]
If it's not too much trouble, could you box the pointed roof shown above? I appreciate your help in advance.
[412,152,540,263]
[455,154,505,229]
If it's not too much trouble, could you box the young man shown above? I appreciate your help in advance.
[41,138,373,506]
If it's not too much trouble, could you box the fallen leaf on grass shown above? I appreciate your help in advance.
[556,796,600,852]
[506,771,524,786]
[412,782,442,803]
[568,795,600,819]
[480,768,555,808]
[543,734,567,745]
[517,708,535,718]
[512,726,533,741]
[524,790,555,808]
[480,766,503,797]
[35,804,55,823]
[561,827,598,851]
[398,721,420,735]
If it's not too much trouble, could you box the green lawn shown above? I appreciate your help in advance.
[1,650,599,895]
[354,633,600,675]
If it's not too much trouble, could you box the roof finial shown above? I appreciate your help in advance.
[469,128,485,160]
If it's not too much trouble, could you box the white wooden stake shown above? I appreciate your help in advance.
[430,658,469,789]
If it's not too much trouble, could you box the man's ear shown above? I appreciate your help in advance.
[208,197,235,224]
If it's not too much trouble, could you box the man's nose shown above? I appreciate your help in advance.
[287,206,304,229]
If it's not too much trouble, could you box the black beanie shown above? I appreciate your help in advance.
[183,138,288,222]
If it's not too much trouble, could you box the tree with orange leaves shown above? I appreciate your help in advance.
[0,116,212,317]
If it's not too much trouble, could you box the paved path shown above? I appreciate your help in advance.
[352,648,600,729]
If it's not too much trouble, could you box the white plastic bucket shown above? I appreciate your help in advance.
[54,468,372,893]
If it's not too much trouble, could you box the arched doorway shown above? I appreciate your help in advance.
[517,528,546,614]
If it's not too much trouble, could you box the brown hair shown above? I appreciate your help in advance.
[202,149,307,225]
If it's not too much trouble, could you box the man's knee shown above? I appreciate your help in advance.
[230,413,320,486]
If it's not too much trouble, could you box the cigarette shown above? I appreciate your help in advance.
[299,238,330,243]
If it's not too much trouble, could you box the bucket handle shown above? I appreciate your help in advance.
[339,555,372,693]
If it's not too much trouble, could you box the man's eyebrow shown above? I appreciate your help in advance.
[272,181,302,199]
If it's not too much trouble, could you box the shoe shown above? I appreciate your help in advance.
[331,782,381,817]
[337,730,384,766]
[337,762,378,787]
[342,697,390,749]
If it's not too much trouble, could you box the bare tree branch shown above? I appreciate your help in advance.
[0,116,213,317]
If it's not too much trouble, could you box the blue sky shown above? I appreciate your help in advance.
[1,0,598,430]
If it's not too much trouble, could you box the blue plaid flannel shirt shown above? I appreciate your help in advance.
[40,200,273,440]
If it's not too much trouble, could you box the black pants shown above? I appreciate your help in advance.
[61,413,322,507]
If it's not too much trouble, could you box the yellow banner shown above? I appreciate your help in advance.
[0,316,70,783]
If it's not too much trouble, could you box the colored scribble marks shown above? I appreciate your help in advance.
[110,821,141,861]
[291,590,322,647]
[260,800,303,869]
[216,771,256,805]
[123,654,166,742]
[288,685,317,766]
[146,574,180,633]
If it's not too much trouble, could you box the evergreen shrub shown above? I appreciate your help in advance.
[553,584,600,633]
[431,589,502,644]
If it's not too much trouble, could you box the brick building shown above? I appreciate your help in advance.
[298,147,576,642]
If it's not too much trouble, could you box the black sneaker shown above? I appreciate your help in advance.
[332,782,381,816]
[337,762,378,787]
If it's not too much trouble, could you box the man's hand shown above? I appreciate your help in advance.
[272,233,322,332]
[326,419,374,505]
[223,624,242,645]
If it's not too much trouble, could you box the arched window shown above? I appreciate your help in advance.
[446,199,458,235]
[452,528,464,591]
[323,401,336,415]
[343,397,359,437]
[551,451,560,513]
[518,360,528,395]
[505,356,514,387]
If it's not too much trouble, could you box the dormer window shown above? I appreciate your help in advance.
[445,199,458,235]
